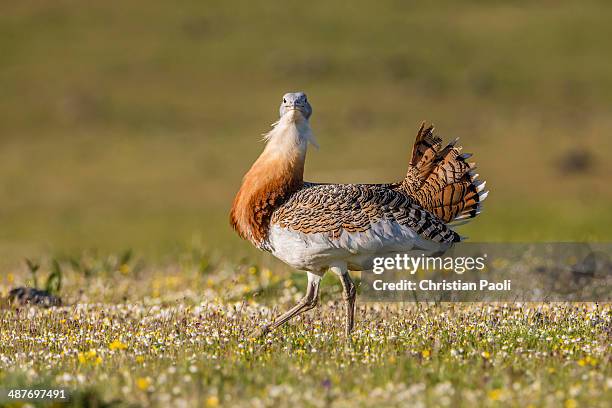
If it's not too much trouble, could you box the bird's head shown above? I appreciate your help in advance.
[279,92,312,120]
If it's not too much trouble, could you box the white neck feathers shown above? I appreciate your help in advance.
[230,110,316,245]
[262,110,318,162]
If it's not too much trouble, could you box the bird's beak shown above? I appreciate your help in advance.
[284,104,304,115]
[282,107,306,123]
[289,104,307,114]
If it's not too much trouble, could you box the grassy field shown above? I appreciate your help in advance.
[1,252,610,407]
[1,1,612,407]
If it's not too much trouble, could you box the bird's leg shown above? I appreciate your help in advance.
[250,272,321,338]
[330,262,356,337]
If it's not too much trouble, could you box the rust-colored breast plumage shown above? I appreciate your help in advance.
[229,156,304,247]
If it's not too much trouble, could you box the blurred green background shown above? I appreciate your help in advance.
[1,0,611,263]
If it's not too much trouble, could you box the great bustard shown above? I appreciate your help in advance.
[230,92,488,337]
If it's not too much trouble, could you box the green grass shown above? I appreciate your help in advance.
[0,252,610,407]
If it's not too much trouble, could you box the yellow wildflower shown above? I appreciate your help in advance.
[136,377,150,391]
[564,399,577,408]
[206,396,220,407]
[77,349,100,365]
[422,349,431,358]
[488,389,502,401]
[109,339,128,351]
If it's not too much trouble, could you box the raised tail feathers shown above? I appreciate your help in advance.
[401,122,488,225]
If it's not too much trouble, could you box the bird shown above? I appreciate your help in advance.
[230,92,488,338]
[6,287,62,308]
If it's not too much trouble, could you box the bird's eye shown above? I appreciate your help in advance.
[283,98,286,103]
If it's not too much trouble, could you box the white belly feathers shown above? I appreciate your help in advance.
[267,220,450,273]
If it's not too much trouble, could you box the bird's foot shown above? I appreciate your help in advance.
[249,324,270,340]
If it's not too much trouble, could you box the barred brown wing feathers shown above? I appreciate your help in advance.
[409,123,444,183]
[410,123,443,168]
[401,123,488,224]
[271,184,459,244]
